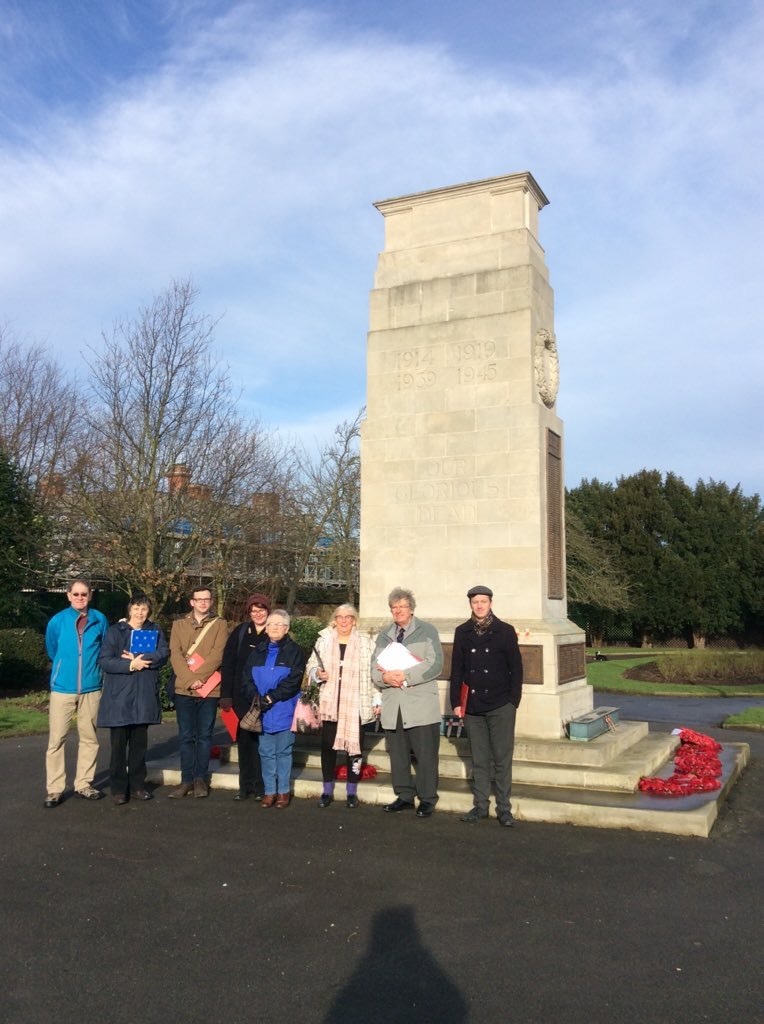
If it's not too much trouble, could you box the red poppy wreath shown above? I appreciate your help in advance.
[638,729,722,796]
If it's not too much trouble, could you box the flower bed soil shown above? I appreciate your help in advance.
[623,662,764,687]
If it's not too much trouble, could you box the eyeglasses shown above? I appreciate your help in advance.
[250,603,268,611]
[192,597,212,603]
[70,592,89,598]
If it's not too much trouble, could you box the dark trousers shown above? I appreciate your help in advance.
[321,719,363,784]
[385,710,439,805]
[465,702,517,815]
[175,694,218,783]
[109,724,149,796]
[236,726,264,796]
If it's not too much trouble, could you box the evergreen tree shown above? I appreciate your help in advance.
[568,470,763,646]
[0,448,47,624]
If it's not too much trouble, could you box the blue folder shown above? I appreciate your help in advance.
[130,629,159,654]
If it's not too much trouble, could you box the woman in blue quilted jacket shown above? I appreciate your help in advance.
[241,610,306,808]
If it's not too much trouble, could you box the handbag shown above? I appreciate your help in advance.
[291,698,321,735]
[239,695,263,733]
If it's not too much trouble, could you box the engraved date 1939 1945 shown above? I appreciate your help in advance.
[389,342,499,390]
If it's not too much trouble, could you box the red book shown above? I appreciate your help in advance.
[196,671,221,698]
[459,682,470,718]
[220,706,239,742]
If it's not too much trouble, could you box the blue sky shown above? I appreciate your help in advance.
[0,0,762,494]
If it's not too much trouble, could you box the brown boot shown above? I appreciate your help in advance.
[275,792,291,808]
[193,779,209,798]
[168,782,194,799]
[260,794,276,807]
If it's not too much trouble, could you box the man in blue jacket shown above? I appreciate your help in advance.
[44,579,109,807]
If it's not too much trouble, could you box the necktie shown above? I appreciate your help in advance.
[396,627,405,644]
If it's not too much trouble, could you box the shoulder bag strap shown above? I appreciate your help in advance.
[186,618,216,658]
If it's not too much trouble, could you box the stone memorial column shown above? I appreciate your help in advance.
[359,172,592,738]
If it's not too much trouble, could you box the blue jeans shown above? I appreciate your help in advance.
[259,730,295,795]
[175,695,219,783]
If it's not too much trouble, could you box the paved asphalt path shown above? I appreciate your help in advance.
[1,701,762,1024]
[612,693,763,730]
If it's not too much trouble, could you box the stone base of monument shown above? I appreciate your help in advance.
[146,724,750,838]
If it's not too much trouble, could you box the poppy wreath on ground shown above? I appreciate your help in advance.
[638,729,723,796]
[334,764,377,781]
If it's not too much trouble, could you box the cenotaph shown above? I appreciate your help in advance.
[359,172,593,739]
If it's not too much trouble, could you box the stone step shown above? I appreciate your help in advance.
[147,729,672,795]
[223,720,651,768]
[515,721,650,766]
[277,730,673,790]
[217,720,662,791]
[507,741,750,838]
[512,733,679,791]
[145,734,751,837]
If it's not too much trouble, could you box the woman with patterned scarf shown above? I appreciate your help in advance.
[306,604,375,808]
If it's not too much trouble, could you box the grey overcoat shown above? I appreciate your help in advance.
[371,617,443,729]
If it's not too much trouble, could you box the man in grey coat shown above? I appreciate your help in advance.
[372,587,443,818]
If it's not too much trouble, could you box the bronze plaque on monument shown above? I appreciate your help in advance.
[558,643,586,684]
[519,644,544,685]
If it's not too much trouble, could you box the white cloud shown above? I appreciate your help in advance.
[0,0,762,492]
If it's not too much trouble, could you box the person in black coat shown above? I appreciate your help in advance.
[219,592,270,800]
[450,585,523,827]
[98,594,169,804]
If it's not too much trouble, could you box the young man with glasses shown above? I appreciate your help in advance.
[44,579,109,807]
[168,586,229,798]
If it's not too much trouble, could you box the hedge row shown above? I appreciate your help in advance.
[0,617,325,692]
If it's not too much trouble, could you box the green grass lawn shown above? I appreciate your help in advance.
[722,707,764,730]
[0,692,176,738]
[0,692,50,736]
[586,657,764,697]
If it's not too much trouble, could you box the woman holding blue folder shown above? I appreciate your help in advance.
[98,594,169,804]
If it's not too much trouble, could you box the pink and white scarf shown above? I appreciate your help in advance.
[319,628,362,755]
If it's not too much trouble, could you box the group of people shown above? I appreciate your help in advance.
[42,579,524,825]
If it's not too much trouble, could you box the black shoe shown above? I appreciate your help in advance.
[460,807,488,823]
[498,811,516,827]
[233,790,251,801]
[346,795,359,809]
[131,789,152,801]
[416,801,435,818]
[383,797,414,813]
[112,794,128,806]
[318,794,334,808]
[44,794,62,809]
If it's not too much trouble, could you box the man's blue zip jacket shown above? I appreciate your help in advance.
[45,606,109,694]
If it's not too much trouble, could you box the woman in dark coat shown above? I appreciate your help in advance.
[219,592,271,800]
[98,594,169,804]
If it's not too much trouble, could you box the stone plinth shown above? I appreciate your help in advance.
[359,172,592,738]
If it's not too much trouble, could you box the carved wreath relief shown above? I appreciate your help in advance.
[534,328,559,407]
